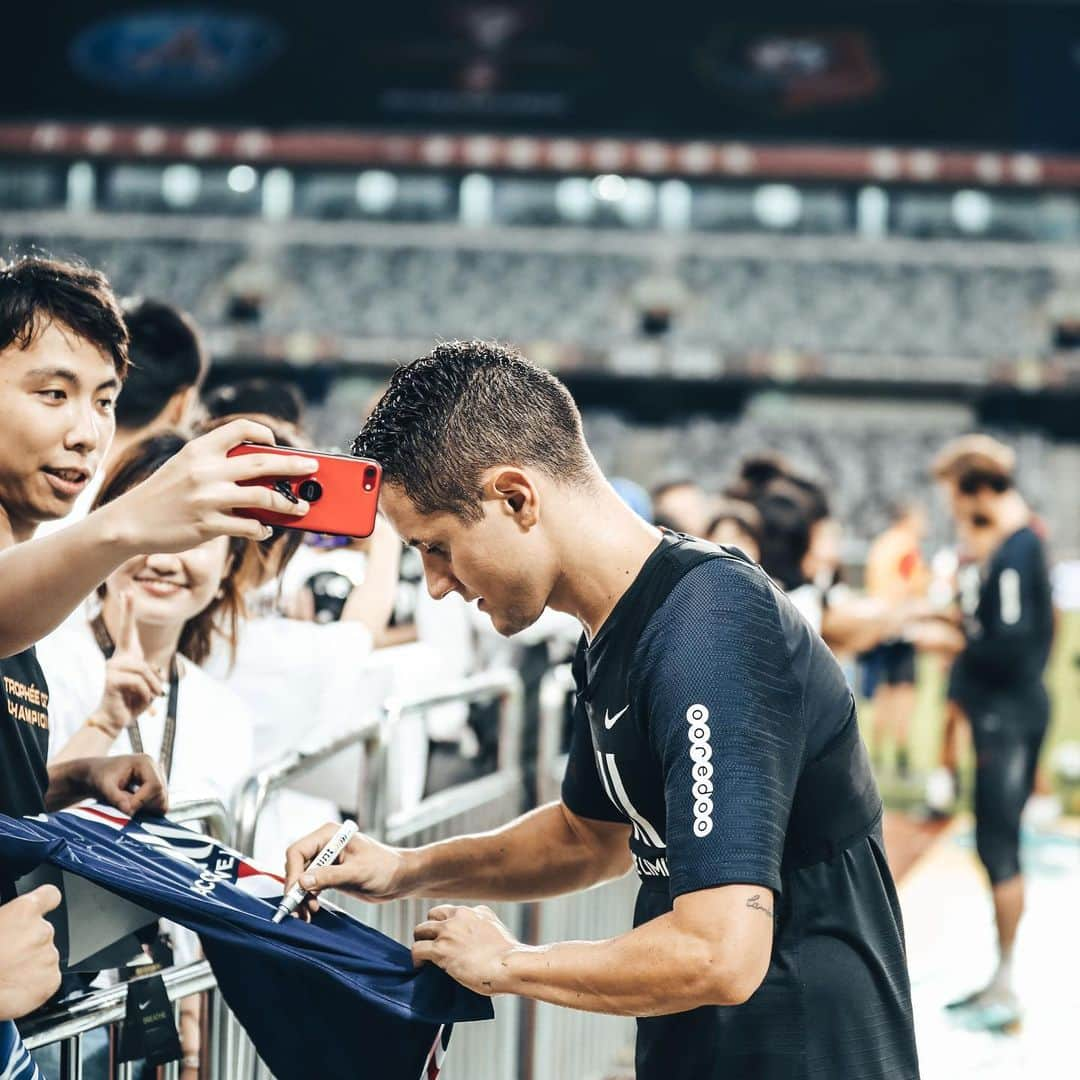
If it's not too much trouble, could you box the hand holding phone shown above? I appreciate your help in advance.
[227,444,382,538]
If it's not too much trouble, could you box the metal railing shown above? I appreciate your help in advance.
[336,668,526,1080]
[528,665,638,1080]
[231,668,525,1080]
[20,799,234,1080]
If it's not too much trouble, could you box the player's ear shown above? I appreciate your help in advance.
[486,467,539,529]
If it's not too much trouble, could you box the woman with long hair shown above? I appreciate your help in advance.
[41,431,254,808]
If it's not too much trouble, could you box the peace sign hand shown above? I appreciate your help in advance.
[88,592,165,740]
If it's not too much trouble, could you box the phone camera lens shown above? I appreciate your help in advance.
[298,479,323,503]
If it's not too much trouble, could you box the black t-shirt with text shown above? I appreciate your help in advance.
[0,647,49,900]
[562,534,919,1080]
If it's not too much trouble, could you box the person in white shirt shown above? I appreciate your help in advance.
[37,429,258,1075]
[40,428,255,808]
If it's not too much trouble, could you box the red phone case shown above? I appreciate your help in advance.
[227,443,382,538]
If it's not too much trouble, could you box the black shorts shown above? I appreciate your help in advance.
[861,641,916,698]
[969,688,1050,885]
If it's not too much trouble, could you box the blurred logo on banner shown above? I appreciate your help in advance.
[70,9,283,96]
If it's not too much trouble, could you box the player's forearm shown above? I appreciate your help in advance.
[0,507,137,658]
[400,802,629,902]
[495,911,753,1016]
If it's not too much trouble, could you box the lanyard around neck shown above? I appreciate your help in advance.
[90,613,179,783]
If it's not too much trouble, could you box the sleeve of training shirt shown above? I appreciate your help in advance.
[633,560,806,899]
[561,640,626,824]
[964,530,1052,679]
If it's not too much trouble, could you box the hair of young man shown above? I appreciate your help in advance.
[352,340,596,522]
[116,297,208,428]
[0,254,129,376]
[707,497,764,548]
[203,377,305,429]
[753,478,813,591]
[91,430,245,666]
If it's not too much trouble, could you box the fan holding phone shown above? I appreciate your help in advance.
[227,444,382,538]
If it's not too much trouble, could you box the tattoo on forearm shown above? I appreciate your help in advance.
[746,894,773,918]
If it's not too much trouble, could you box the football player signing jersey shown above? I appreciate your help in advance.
[561,534,919,1080]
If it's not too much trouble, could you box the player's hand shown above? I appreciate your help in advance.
[100,419,320,551]
[85,754,169,817]
[89,592,164,739]
[283,824,408,916]
[412,905,519,997]
[0,885,63,1020]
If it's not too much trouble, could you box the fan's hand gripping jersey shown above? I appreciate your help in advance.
[0,804,492,1079]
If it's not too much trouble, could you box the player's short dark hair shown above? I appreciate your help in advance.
[353,340,595,522]
[203,377,305,428]
[755,478,813,591]
[0,254,128,376]
[92,431,245,665]
[116,298,207,428]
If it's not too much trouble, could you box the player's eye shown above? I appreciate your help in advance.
[39,389,66,402]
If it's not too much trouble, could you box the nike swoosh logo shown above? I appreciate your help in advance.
[138,1000,152,1011]
[604,706,629,730]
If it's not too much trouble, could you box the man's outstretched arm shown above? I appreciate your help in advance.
[283,801,632,909]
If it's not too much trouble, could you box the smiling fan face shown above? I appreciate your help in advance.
[104,538,232,630]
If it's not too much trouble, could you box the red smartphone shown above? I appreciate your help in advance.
[227,443,382,538]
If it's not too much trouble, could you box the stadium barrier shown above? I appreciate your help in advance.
[526,665,638,1080]
[233,669,525,1080]
[19,799,233,1080]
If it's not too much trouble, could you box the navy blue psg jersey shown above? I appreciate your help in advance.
[562,534,919,1080]
[0,804,491,1080]
[1,1020,42,1080]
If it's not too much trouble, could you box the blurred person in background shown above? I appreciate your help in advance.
[650,478,711,536]
[862,502,931,777]
[35,297,208,536]
[932,436,1055,1030]
[732,456,939,664]
[705,496,762,563]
